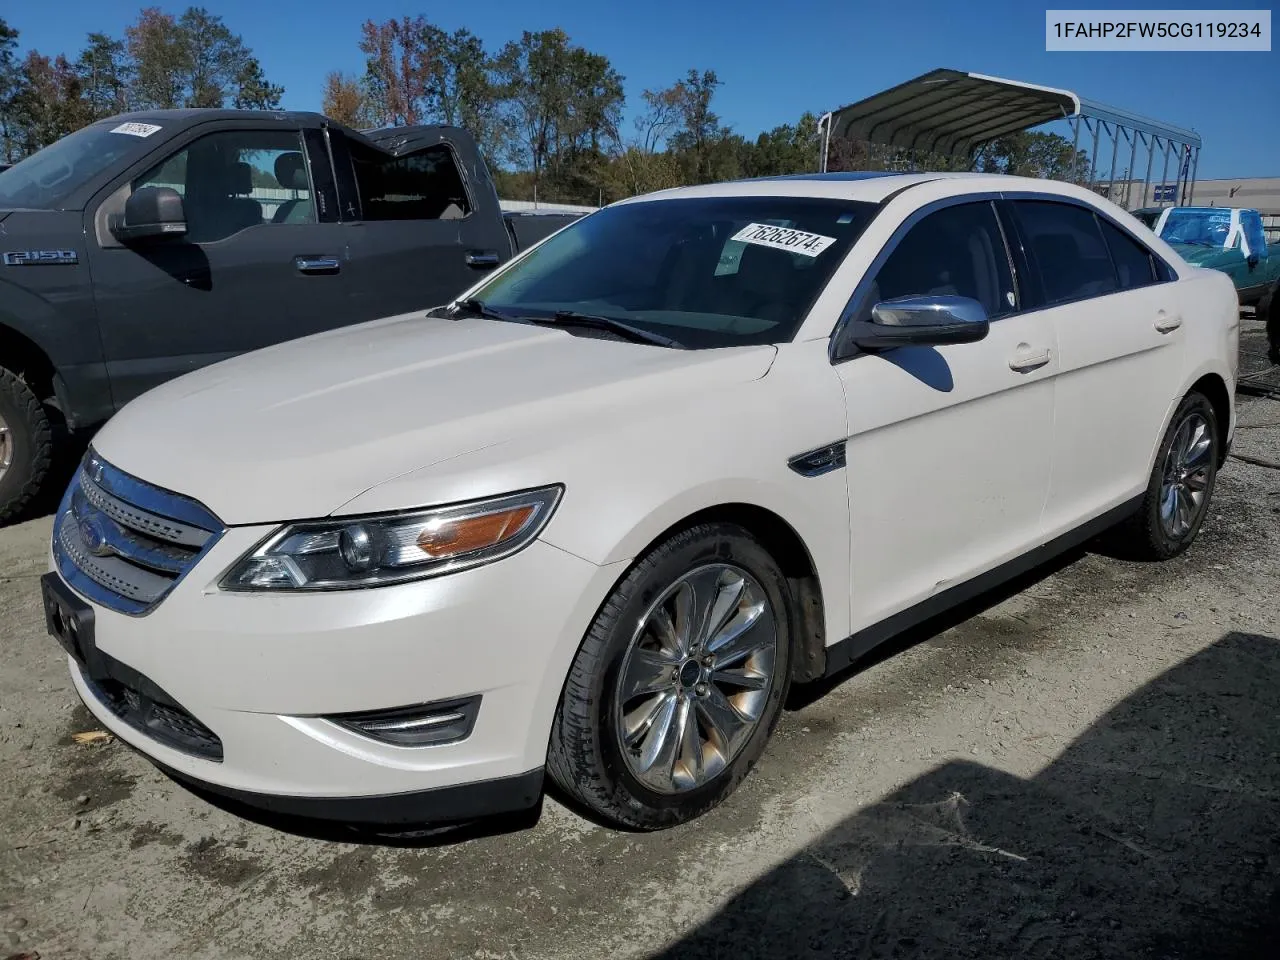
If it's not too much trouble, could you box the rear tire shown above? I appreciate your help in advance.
[1115,391,1219,561]
[0,366,53,525]
[547,523,793,830]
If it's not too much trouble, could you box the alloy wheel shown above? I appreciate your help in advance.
[613,563,777,795]
[1159,411,1213,539]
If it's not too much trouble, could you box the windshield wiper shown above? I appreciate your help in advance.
[533,311,684,349]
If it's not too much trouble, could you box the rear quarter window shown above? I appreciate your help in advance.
[1098,218,1159,290]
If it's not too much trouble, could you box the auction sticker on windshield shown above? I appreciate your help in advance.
[110,122,163,138]
[731,223,837,258]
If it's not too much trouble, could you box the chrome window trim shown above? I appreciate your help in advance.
[1000,192,1180,313]
[828,188,1181,364]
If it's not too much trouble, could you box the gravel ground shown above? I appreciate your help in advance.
[1,319,1278,960]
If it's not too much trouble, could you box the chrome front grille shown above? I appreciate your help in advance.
[53,451,224,616]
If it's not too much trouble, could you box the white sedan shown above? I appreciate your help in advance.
[41,172,1239,830]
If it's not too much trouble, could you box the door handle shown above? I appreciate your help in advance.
[295,255,340,274]
[1154,312,1183,333]
[465,250,501,269]
[1009,346,1052,373]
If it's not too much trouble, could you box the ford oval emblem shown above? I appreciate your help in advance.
[79,516,113,558]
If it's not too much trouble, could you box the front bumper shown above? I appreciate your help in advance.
[52,526,623,822]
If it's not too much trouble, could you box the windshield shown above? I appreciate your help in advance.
[469,196,879,348]
[1159,208,1231,248]
[0,120,164,210]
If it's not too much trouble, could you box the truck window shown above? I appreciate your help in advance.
[348,142,472,221]
[133,130,315,243]
[1241,211,1268,259]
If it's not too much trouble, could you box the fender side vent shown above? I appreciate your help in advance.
[788,442,847,477]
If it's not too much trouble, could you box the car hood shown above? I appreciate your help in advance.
[92,313,778,525]
[1165,242,1224,266]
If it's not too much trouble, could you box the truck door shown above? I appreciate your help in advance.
[332,134,512,318]
[85,121,352,407]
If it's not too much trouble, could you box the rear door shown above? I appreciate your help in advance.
[333,133,512,318]
[1008,197,1185,535]
[86,120,352,406]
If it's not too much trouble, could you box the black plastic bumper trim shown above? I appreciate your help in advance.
[151,760,545,826]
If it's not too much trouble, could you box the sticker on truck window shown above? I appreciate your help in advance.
[731,223,836,258]
[109,122,163,138]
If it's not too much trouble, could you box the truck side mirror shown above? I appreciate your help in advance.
[111,187,188,243]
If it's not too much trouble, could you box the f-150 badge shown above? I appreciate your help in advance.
[3,250,79,266]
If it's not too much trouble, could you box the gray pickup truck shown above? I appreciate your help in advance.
[0,110,580,521]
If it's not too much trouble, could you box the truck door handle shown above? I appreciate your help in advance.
[295,255,340,274]
[465,250,501,269]
[1009,345,1051,373]
[1155,311,1182,333]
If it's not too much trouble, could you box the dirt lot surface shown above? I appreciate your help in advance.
[2,320,1278,960]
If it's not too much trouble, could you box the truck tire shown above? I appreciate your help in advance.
[1262,282,1280,365]
[0,366,53,524]
[547,523,793,830]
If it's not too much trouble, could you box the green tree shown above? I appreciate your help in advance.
[0,18,21,161]
[7,51,93,154]
[75,33,131,119]
[125,7,281,110]
[494,29,623,200]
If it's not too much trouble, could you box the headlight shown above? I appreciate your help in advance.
[220,485,563,592]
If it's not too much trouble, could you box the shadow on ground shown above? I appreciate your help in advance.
[654,631,1280,960]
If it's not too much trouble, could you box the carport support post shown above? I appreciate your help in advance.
[1107,121,1121,202]
[1124,127,1138,209]
[1089,118,1101,189]
[1184,146,1200,204]
[1070,116,1081,180]
[1140,133,1155,208]
[1159,140,1173,206]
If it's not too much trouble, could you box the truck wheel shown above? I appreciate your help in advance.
[1115,391,1219,561]
[0,367,53,524]
[547,523,793,830]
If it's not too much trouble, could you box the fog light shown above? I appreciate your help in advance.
[328,696,480,747]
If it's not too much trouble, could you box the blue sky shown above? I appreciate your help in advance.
[7,0,1278,178]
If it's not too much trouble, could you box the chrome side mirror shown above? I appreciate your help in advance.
[849,295,990,350]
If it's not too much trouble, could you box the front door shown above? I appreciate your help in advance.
[86,124,353,407]
[833,199,1058,633]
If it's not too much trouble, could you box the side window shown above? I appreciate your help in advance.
[1098,218,1158,290]
[349,143,472,221]
[863,201,1016,321]
[133,129,314,243]
[1242,212,1268,259]
[1014,200,1118,305]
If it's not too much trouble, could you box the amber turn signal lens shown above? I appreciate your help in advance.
[416,506,535,558]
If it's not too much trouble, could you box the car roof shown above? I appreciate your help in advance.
[611,171,1107,207]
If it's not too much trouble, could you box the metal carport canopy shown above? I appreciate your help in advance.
[822,68,1201,159]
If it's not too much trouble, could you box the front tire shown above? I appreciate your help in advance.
[1117,391,1219,560]
[547,523,793,830]
[0,366,53,525]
